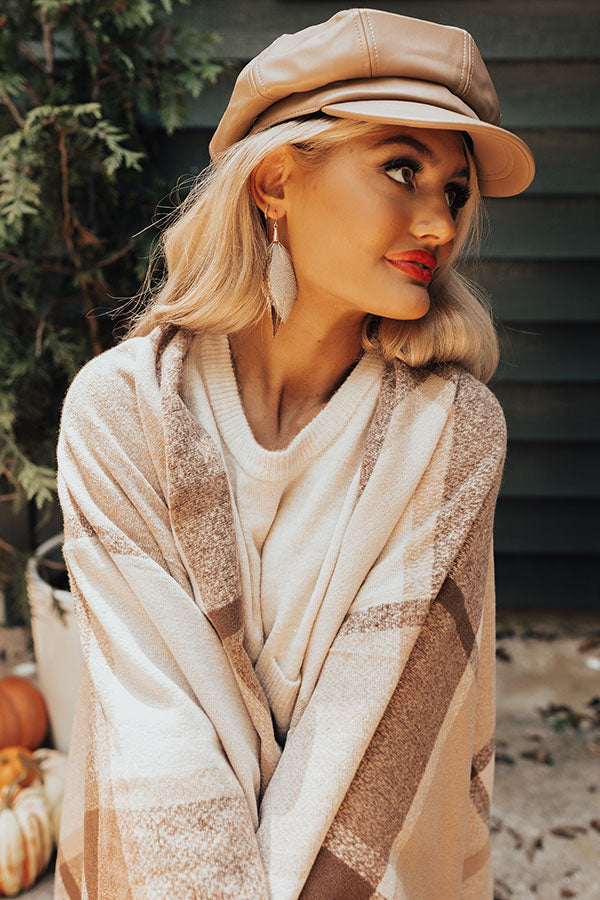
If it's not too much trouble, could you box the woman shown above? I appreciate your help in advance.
[54,8,535,900]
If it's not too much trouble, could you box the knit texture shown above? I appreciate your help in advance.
[53,323,506,899]
[182,329,384,741]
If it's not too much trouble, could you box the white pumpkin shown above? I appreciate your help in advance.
[0,781,53,896]
[31,749,68,845]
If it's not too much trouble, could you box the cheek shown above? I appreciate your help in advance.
[378,188,413,239]
[288,167,413,284]
[290,176,370,274]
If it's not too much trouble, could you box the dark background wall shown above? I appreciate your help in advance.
[11,1,599,611]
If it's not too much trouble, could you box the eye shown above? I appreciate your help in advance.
[383,156,472,217]
[385,163,418,185]
[384,158,421,185]
[445,184,472,217]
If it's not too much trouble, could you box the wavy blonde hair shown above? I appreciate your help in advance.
[116,115,499,382]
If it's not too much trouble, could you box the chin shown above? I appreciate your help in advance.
[382,294,431,321]
[408,302,431,320]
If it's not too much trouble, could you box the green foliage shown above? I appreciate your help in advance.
[0,0,226,629]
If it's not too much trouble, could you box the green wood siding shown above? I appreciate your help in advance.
[159,0,599,608]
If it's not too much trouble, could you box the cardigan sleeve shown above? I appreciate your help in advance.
[460,534,497,900]
[53,351,268,900]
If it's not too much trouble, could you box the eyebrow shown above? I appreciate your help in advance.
[374,135,470,180]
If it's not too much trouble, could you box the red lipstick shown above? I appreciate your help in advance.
[385,250,437,283]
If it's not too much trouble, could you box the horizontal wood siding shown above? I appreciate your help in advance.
[156,0,599,608]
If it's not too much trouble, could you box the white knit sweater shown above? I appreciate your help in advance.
[182,331,385,741]
[54,323,505,899]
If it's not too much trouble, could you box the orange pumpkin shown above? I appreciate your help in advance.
[0,748,43,804]
[0,678,48,751]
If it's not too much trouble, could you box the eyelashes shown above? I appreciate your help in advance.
[383,156,472,216]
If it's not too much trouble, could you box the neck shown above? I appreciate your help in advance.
[227,298,370,414]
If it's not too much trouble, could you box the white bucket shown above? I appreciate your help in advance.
[25,533,83,754]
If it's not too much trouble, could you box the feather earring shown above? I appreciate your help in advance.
[263,205,297,337]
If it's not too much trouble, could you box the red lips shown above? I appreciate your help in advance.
[385,250,437,270]
[384,249,437,283]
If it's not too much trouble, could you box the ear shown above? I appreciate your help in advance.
[249,146,294,218]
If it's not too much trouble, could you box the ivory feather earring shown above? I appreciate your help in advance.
[263,205,297,337]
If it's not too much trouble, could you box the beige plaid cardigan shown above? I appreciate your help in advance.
[53,322,506,899]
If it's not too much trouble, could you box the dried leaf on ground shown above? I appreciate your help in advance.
[506,825,524,848]
[550,825,588,839]
[577,638,600,652]
[537,702,595,730]
[493,876,514,899]
[520,748,554,764]
[526,833,544,861]
[522,629,559,640]
[490,815,503,833]
[496,752,515,765]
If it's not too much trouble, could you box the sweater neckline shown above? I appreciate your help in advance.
[198,330,384,481]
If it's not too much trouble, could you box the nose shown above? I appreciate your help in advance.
[409,192,457,248]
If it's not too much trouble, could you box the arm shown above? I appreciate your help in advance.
[53,348,268,900]
[460,537,497,899]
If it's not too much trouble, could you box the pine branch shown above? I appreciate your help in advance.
[0,252,71,274]
[0,536,18,556]
[0,96,25,129]
[16,40,45,72]
[96,237,139,268]
[57,125,80,267]
[0,0,225,628]
[39,6,55,78]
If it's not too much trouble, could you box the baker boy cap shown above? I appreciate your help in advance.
[209,7,535,197]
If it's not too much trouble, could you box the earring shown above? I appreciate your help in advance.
[263,204,297,337]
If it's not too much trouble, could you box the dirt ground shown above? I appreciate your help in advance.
[491,609,600,900]
[2,608,599,899]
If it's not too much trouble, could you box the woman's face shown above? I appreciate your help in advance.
[275,124,472,322]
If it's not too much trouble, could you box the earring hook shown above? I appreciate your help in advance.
[264,204,279,242]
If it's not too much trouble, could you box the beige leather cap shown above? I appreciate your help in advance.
[209,8,535,197]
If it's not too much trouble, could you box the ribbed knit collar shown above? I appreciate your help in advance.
[197,330,384,481]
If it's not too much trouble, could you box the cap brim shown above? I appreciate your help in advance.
[322,99,535,197]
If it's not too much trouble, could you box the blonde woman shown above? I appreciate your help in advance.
[54,9,535,900]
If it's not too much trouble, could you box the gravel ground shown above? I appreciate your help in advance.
[491,611,600,900]
[2,609,599,899]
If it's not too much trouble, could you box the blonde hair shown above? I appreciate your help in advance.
[116,116,500,383]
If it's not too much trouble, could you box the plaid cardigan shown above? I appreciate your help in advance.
[53,322,506,899]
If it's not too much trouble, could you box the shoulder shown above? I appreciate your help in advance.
[420,359,508,466]
[403,358,507,444]
[59,332,158,433]
[448,366,508,480]
[452,366,506,440]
